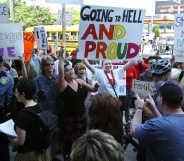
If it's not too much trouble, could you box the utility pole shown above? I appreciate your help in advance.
[9,0,14,19]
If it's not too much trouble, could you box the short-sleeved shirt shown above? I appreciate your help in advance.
[95,67,125,97]
[135,114,184,161]
[15,104,42,153]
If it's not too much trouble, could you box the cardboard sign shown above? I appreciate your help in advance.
[0,4,9,23]
[0,23,24,59]
[34,26,48,50]
[24,32,35,62]
[132,80,155,99]
[78,5,145,61]
[45,0,83,4]
[174,14,184,62]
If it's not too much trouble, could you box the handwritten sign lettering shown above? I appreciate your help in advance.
[0,4,8,23]
[24,32,35,62]
[132,80,155,99]
[78,5,145,61]
[34,26,48,50]
[0,23,24,59]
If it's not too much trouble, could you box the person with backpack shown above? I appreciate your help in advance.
[9,79,51,161]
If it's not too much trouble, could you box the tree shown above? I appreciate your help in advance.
[10,0,56,29]
[152,24,160,37]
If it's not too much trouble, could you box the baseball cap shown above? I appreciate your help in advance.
[155,80,183,99]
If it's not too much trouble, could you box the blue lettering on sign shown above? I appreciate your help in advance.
[119,85,125,93]
[175,16,184,27]
[176,38,184,48]
[0,47,16,57]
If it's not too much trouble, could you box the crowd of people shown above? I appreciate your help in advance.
[0,45,183,161]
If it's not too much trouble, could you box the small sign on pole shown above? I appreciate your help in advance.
[34,26,49,50]
[57,10,62,25]
[0,4,9,23]
[57,10,73,26]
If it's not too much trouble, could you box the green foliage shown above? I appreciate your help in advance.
[10,0,56,29]
[67,7,80,25]
[152,24,160,37]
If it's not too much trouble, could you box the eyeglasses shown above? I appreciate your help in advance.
[45,63,54,67]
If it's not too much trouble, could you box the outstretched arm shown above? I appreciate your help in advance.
[58,51,67,93]
[83,59,95,74]
[123,60,136,71]
[130,94,144,136]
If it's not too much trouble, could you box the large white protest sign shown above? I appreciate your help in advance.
[34,26,48,50]
[78,5,145,61]
[0,23,24,59]
[132,80,155,99]
[174,14,184,62]
[0,4,9,23]
[45,0,83,4]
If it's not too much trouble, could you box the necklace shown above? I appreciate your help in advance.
[104,70,116,86]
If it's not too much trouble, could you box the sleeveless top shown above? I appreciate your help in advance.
[61,80,88,117]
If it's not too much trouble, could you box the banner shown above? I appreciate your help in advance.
[24,32,35,62]
[0,4,9,23]
[78,5,145,61]
[132,80,155,99]
[34,26,48,50]
[45,0,83,4]
[174,14,184,62]
[0,23,24,59]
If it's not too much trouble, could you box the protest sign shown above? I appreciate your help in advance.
[78,5,145,61]
[57,10,73,26]
[24,32,35,62]
[57,10,62,25]
[45,0,83,4]
[0,23,24,59]
[132,80,155,99]
[0,4,9,23]
[174,14,184,62]
[34,26,48,50]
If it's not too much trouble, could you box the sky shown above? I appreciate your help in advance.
[25,0,156,15]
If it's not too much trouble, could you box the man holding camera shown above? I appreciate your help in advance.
[130,81,184,161]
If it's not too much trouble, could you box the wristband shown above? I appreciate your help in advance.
[136,107,143,110]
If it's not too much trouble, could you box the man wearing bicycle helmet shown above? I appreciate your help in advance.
[151,59,172,83]
[130,81,184,161]
[149,59,172,115]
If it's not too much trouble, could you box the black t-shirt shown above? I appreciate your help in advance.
[15,104,43,153]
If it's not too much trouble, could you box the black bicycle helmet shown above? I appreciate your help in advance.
[151,59,171,76]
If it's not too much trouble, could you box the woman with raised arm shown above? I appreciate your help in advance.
[58,51,99,160]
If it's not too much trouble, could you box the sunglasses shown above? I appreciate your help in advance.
[45,63,54,67]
